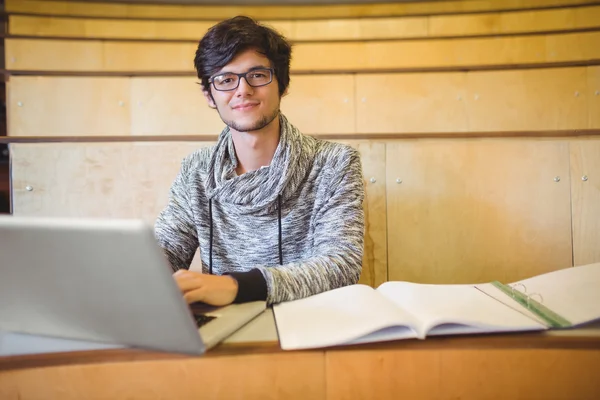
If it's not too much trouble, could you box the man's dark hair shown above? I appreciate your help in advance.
[194,16,292,97]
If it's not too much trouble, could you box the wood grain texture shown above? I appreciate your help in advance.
[326,348,600,400]
[0,351,325,400]
[11,6,600,41]
[7,76,131,136]
[9,142,211,269]
[464,67,589,131]
[356,67,591,134]
[385,139,573,284]
[281,75,356,134]
[570,139,600,266]
[355,72,469,134]
[6,0,599,20]
[130,77,225,136]
[10,142,210,221]
[589,66,600,128]
[336,140,388,287]
[6,31,600,72]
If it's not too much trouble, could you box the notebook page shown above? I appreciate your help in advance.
[511,262,600,326]
[376,281,546,336]
[273,284,420,350]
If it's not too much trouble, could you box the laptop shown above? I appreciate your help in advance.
[0,215,266,356]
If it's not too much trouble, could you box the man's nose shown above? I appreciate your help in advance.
[235,77,254,96]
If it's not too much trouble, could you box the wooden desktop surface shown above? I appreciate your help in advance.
[1,310,600,400]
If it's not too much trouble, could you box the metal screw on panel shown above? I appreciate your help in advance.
[575,91,580,97]
[17,102,23,107]
[474,94,479,100]
[582,175,588,181]
[343,98,348,103]
[554,176,561,182]
[369,177,376,183]
[396,178,402,184]
[118,101,125,107]
[25,186,33,191]
[456,95,462,101]
[595,91,599,96]
[361,98,366,103]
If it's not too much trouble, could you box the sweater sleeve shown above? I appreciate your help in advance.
[154,158,199,272]
[255,148,365,304]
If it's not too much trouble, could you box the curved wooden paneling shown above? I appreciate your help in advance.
[7,77,131,137]
[570,138,600,266]
[8,5,600,41]
[6,0,599,20]
[6,31,600,73]
[7,67,598,137]
[385,139,573,284]
[130,77,224,136]
[357,67,593,133]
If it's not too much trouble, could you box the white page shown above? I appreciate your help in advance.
[273,284,420,350]
[376,281,546,336]
[511,262,600,326]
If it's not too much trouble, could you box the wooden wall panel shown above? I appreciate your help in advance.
[355,72,469,134]
[291,32,600,72]
[7,0,599,20]
[7,77,130,136]
[464,67,589,131]
[589,66,600,128]
[281,75,356,134]
[103,42,195,72]
[5,39,103,71]
[570,139,600,266]
[7,75,356,137]
[130,77,224,136]
[8,68,593,137]
[10,142,210,220]
[385,139,572,284]
[10,142,212,270]
[575,4,600,28]
[11,6,600,41]
[7,32,600,72]
[335,140,387,288]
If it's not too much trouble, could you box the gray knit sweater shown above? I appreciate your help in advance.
[155,114,365,304]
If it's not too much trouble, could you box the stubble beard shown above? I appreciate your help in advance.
[221,106,281,133]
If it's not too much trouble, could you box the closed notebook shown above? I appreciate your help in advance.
[273,262,600,350]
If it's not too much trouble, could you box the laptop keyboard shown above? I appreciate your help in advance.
[194,314,217,328]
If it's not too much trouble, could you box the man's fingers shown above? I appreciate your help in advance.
[173,271,204,292]
[183,287,206,304]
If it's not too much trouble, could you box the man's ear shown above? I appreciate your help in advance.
[203,90,217,109]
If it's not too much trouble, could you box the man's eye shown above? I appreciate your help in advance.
[250,73,266,78]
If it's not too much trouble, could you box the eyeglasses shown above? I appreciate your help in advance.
[209,68,274,91]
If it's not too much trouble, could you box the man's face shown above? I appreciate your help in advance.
[204,48,282,133]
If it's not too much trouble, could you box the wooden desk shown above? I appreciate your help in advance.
[1,311,600,400]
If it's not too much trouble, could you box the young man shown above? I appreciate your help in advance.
[155,16,365,306]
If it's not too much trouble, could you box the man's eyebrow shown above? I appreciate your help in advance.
[213,65,270,76]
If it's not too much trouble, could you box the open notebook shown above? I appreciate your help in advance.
[273,262,600,350]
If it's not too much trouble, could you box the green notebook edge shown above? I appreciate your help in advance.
[491,281,572,329]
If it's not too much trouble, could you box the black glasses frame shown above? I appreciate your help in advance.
[209,68,274,91]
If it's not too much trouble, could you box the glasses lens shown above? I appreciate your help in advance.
[246,69,272,86]
[213,73,238,91]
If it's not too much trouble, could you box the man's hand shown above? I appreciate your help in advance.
[173,270,238,306]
